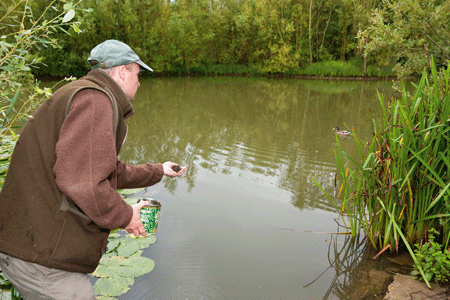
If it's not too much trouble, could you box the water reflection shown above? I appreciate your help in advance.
[115,76,405,299]
[121,76,396,212]
[305,233,396,300]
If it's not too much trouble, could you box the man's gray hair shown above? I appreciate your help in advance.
[99,63,133,75]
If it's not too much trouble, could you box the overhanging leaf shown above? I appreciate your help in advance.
[62,9,75,23]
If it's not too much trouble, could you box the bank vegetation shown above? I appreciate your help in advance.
[2,0,449,78]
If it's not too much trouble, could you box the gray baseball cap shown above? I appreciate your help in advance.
[87,39,153,72]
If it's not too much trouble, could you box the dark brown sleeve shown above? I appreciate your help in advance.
[116,162,164,189]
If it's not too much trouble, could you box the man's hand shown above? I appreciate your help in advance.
[124,200,149,237]
[162,161,187,177]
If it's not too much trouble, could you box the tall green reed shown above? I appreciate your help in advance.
[316,60,450,288]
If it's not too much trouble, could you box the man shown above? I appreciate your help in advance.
[0,40,186,299]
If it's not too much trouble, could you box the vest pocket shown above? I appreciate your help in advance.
[49,210,106,272]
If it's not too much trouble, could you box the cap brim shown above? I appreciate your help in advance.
[136,60,153,72]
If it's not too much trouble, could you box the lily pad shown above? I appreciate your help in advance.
[92,264,116,279]
[98,256,124,268]
[116,238,140,257]
[92,256,155,279]
[93,276,134,297]
[127,234,157,248]
[123,196,141,205]
[129,250,143,258]
[95,296,117,300]
[106,239,121,254]
[117,188,144,195]
[108,232,121,238]
[112,257,155,277]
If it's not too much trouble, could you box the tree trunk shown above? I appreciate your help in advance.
[364,55,367,76]
[309,0,313,63]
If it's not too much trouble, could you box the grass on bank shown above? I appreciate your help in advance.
[315,59,450,288]
[144,59,396,78]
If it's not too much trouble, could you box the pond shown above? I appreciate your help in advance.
[109,76,406,299]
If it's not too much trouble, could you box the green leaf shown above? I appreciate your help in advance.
[93,276,134,297]
[116,238,140,257]
[108,232,121,238]
[123,197,141,205]
[63,2,73,10]
[71,23,81,33]
[127,234,157,249]
[117,188,144,195]
[92,256,155,279]
[112,257,155,278]
[106,239,121,253]
[96,296,117,300]
[98,256,123,268]
[92,264,117,279]
[62,9,75,23]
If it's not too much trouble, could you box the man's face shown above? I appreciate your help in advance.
[121,63,141,101]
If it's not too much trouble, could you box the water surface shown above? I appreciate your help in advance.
[115,76,401,299]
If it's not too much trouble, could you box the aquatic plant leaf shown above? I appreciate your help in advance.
[111,257,155,277]
[95,296,117,300]
[106,239,121,253]
[123,197,141,205]
[92,256,155,279]
[108,232,120,238]
[117,188,144,195]
[92,264,116,278]
[99,256,124,267]
[93,276,134,297]
[129,250,143,257]
[127,234,157,248]
[117,238,140,257]
[101,252,117,259]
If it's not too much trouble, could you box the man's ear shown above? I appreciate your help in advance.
[118,65,127,82]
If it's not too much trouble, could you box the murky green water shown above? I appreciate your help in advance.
[112,76,406,299]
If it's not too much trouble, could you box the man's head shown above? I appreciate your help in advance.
[87,40,152,100]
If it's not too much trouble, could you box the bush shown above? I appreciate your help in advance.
[411,229,450,284]
[0,1,83,298]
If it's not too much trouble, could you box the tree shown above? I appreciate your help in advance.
[357,0,450,78]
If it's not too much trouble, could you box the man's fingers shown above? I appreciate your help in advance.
[178,166,187,175]
[135,200,149,209]
[133,226,147,237]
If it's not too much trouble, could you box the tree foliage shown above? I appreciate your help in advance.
[4,0,449,78]
[358,0,450,78]
[27,0,387,77]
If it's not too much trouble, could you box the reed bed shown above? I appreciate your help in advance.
[316,61,450,287]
